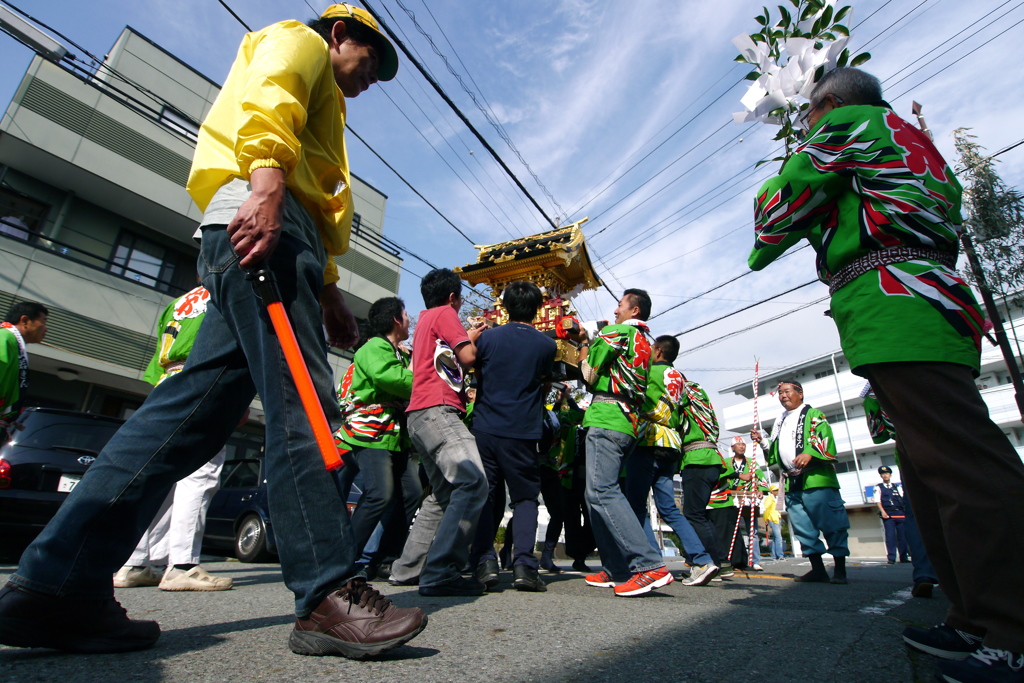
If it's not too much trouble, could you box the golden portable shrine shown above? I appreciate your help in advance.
[455,218,602,379]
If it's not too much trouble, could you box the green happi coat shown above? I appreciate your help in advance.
[143,286,210,387]
[542,405,585,489]
[336,336,412,453]
[0,328,24,420]
[581,319,651,437]
[679,380,727,468]
[638,362,685,450]
[750,105,983,374]
[764,405,839,492]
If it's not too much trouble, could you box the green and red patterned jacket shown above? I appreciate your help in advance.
[335,336,412,454]
[750,105,983,374]
[862,384,904,467]
[764,404,839,491]
[542,404,585,489]
[638,361,685,450]
[679,380,728,469]
[144,285,210,387]
[581,319,651,437]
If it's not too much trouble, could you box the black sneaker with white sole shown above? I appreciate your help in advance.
[902,623,983,660]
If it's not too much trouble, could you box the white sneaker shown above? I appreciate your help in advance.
[159,565,233,591]
[682,563,720,586]
[113,565,162,588]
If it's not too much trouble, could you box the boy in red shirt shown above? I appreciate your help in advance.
[398,269,488,596]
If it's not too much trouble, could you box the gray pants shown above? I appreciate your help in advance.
[393,406,487,588]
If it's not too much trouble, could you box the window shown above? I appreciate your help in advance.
[352,212,363,233]
[0,187,48,242]
[834,459,855,473]
[159,106,199,141]
[109,230,196,294]
[880,453,898,468]
[814,368,835,379]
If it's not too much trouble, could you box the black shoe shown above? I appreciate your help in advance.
[571,559,592,573]
[418,576,486,597]
[388,575,419,587]
[0,581,160,653]
[794,569,830,582]
[902,623,983,660]
[476,559,500,590]
[830,556,848,584]
[911,581,935,598]
[512,565,547,592]
[887,559,896,564]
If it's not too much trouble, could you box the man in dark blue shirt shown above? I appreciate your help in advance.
[469,281,556,592]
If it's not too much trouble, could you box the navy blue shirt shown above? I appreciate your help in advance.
[472,322,557,440]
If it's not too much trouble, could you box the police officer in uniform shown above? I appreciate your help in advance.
[876,466,909,564]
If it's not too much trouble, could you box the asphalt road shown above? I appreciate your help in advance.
[1,557,948,683]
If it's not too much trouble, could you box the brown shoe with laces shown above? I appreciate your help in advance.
[289,578,427,659]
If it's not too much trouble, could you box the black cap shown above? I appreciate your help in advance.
[878,466,892,474]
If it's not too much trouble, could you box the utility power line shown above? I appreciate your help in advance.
[672,280,821,338]
[678,296,830,357]
[360,0,560,230]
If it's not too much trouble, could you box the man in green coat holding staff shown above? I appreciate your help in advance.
[749,66,1024,679]
[752,380,848,584]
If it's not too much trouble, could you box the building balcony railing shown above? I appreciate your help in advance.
[0,223,191,296]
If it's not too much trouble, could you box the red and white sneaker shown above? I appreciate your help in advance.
[584,570,617,587]
[614,568,674,597]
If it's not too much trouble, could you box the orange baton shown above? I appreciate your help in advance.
[249,267,343,471]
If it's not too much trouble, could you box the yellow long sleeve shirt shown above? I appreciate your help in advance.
[763,493,781,525]
[186,20,352,284]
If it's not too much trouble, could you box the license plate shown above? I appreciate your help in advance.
[57,474,81,493]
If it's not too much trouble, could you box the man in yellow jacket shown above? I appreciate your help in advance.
[0,5,427,660]
[763,483,785,561]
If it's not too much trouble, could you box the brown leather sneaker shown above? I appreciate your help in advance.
[0,581,160,653]
[289,578,427,659]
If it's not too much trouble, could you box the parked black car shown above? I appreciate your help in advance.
[0,408,124,554]
[202,458,361,563]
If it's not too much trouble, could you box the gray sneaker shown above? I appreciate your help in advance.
[682,563,719,586]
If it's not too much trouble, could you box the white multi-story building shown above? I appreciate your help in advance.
[0,24,402,448]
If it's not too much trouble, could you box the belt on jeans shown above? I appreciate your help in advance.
[683,440,718,452]
[827,247,957,296]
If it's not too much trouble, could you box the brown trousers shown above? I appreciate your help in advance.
[862,361,1024,652]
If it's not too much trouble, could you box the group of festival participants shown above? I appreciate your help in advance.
[333,271,787,597]
[1,5,1023,681]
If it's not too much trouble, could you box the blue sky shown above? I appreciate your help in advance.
[2,0,1022,415]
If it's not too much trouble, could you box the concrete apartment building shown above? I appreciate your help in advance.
[0,25,402,450]
[718,297,1024,557]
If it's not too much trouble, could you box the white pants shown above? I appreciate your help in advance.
[129,449,226,567]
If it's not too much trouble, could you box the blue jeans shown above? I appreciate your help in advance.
[768,520,785,559]
[787,487,850,557]
[903,496,937,583]
[346,448,420,560]
[624,447,712,566]
[12,219,355,617]
[585,428,664,581]
[406,405,488,588]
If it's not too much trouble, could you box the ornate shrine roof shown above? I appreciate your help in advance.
[454,218,602,300]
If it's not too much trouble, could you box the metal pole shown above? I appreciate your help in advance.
[831,353,865,503]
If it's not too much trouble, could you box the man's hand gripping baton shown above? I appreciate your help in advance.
[248,266,343,471]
